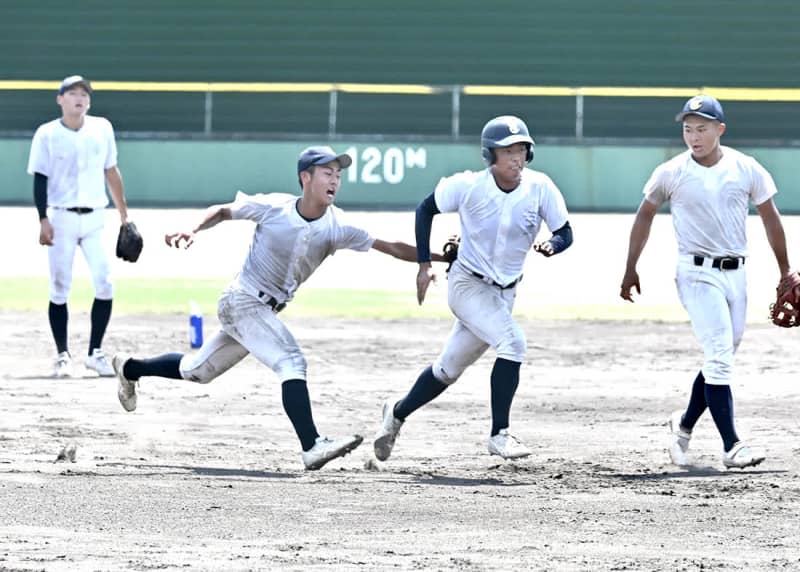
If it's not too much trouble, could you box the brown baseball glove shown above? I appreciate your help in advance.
[442,234,460,273]
[770,271,800,327]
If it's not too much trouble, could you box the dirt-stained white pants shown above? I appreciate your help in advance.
[47,207,112,304]
[675,254,747,386]
[179,285,306,383]
[432,261,526,384]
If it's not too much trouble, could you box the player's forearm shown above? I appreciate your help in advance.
[193,205,232,233]
[758,200,790,275]
[414,193,440,263]
[104,166,128,222]
[33,172,48,220]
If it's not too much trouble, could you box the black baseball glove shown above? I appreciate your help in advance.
[442,234,460,273]
[116,221,144,262]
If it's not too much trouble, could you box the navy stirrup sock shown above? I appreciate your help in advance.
[394,365,448,421]
[123,353,183,381]
[281,379,320,452]
[48,302,68,354]
[89,298,113,354]
[681,371,707,430]
[490,358,521,436]
[704,384,740,452]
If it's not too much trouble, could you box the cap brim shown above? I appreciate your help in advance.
[59,81,92,95]
[314,153,352,169]
[675,111,719,122]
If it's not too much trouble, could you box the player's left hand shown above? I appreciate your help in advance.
[165,231,195,249]
[416,263,437,305]
[619,270,641,302]
[533,241,554,257]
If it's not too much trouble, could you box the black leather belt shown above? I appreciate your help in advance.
[471,271,521,290]
[65,207,94,214]
[257,291,286,312]
[693,255,744,270]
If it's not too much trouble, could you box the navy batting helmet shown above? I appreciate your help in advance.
[480,115,535,164]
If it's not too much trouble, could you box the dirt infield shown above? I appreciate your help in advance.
[2,311,800,571]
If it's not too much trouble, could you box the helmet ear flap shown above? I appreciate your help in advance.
[481,147,495,164]
[526,144,534,163]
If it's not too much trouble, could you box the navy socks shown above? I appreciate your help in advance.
[394,366,448,421]
[704,384,740,452]
[89,298,112,355]
[681,371,707,430]
[48,302,68,354]
[281,379,320,451]
[490,358,521,436]
[679,370,740,451]
[123,353,183,381]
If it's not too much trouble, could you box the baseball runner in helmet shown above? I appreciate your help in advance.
[620,95,792,469]
[374,115,574,462]
[111,146,446,471]
[27,75,131,378]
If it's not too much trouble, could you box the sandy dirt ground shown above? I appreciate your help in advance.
[2,208,800,570]
[1,314,800,571]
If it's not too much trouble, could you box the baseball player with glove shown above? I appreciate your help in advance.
[620,95,792,469]
[27,75,131,378]
[112,146,445,470]
[374,115,573,462]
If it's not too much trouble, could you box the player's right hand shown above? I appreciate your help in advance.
[619,269,641,302]
[416,263,436,305]
[39,219,54,246]
[164,231,195,249]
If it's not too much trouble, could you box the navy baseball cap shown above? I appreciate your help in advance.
[58,75,92,95]
[297,146,352,174]
[675,95,724,122]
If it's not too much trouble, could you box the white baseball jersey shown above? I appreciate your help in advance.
[27,116,118,209]
[229,191,375,304]
[434,168,569,285]
[642,146,776,258]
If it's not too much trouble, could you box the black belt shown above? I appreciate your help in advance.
[471,271,521,290]
[693,255,744,270]
[65,207,94,214]
[257,291,286,312]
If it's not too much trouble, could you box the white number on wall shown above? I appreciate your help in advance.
[345,147,426,184]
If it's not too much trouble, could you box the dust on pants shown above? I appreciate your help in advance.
[433,262,525,384]
[179,286,306,383]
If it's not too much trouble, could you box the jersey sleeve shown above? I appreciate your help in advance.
[641,163,671,207]
[538,175,569,232]
[27,126,49,176]
[336,225,374,252]
[433,171,474,213]
[747,157,778,206]
[103,119,118,170]
[229,191,282,223]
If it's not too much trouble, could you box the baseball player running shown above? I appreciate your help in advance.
[620,95,791,469]
[112,146,445,470]
[28,75,130,378]
[374,115,573,462]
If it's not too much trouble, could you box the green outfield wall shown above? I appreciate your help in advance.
[2,139,798,213]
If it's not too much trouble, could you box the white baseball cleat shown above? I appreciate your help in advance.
[723,442,766,469]
[373,399,404,461]
[302,434,363,470]
[487,429,531,459]
[668,409,692,466]
[85,349,115,377]
[53,351,73,378]
[112,353,137,412]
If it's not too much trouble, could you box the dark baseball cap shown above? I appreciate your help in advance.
[297,146,352,174]
[675,95,724,122]
[58,75,92,95]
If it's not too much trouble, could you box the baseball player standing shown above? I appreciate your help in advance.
[112,146,445,470]
[620,95,791,469]
[28,75,129,378]
[374,115,573,462]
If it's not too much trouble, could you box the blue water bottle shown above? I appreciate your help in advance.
[189,301,203,349]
